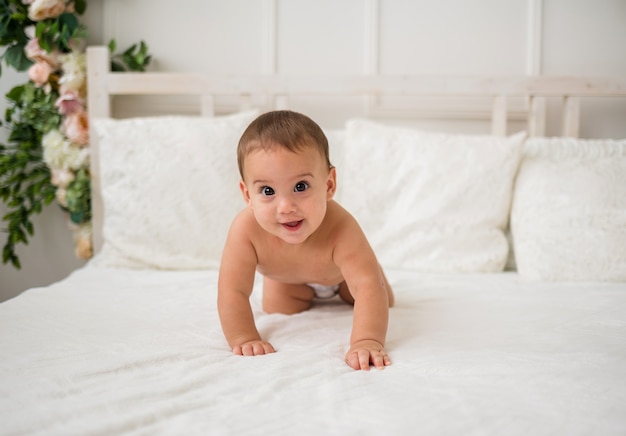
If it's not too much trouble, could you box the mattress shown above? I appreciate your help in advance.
[1,265,625,435]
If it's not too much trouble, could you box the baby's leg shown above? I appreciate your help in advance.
[337,281,354,305]
[338,265,395,307]
[263,277,315,314]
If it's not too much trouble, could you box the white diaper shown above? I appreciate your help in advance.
[308,283,340,299]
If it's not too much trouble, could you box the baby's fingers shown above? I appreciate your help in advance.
[345,349,392,371]
[234,341,275,356]
[345,351,367,371]
[358,350,373,371]
[371,351,392,369]
[345,350,374,371]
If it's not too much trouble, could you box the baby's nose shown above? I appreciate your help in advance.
[277,196,297,213]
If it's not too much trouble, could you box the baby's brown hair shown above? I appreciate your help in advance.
[237,110,331,179]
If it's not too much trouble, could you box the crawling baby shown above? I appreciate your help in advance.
[217,110,394,371]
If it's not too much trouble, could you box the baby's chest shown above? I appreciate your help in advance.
[256,246,341,283]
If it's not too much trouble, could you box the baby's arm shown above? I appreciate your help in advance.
[335,219,392,370]
[217,214,275,356]
[344,271,391,370]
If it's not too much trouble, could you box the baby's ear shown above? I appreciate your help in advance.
[326,167,337,200]
[239,180,252,205]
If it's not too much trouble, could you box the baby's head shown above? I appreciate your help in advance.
[237,110,332,180]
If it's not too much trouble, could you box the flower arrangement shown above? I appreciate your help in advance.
[0,0,150,268]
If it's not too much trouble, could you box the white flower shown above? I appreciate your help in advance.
[50,168,76,188]
[23,25,36,38]
[55,187,68,207]
[42,129,65,161]
[58,51,87,96]
[42,129,90,171]
[28,0,66,21]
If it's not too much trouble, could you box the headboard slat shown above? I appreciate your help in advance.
[86,47,111,118]
[562,96,581,138]
[100,73,626,98]
[201,95,215,117]
[528,96,547,137]
[491,95,508,136]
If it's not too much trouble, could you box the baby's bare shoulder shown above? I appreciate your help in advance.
[226,208,262,243]
[231,208,258,229]
[326,201,361,230]
[319,204,368,255]
[325,201,376,257]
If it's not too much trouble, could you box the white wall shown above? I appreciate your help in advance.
[1,0,625,301]
[104,0,626,134]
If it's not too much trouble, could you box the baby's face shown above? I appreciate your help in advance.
[240,144,335,244]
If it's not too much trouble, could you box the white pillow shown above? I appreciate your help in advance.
[91,111,258,269]
[511,137,626,281]
[340,119,525,273]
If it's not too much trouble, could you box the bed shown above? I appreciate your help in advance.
[1,46,625,435]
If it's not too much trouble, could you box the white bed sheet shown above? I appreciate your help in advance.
[1,265,625,435]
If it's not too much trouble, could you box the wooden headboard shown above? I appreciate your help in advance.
[86,46,626,253]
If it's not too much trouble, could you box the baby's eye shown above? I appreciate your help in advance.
[294,181,309,192]
[261,186,275,196]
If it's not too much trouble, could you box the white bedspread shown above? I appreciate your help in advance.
[1,266,625,435]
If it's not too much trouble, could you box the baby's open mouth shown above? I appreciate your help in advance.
[282,220,303,230]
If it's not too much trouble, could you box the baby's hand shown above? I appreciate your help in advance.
[345,339,392,371]
[233,340,276,356]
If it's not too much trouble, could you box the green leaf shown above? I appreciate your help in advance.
[50,20,59,36]
[2,245,11,265]
[12,255,21,269]
[74,0,87,15]
[24,220,34,235]
[35,22,45,38]
[108,38,117,53]
[6,84,25,102]
[123,43,137,56]
[4,44,32,71]
[32,200,42,214]
[11,227,26,244]
[58,12,78,33]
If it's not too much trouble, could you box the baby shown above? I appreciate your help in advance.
[217,110,394,371]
